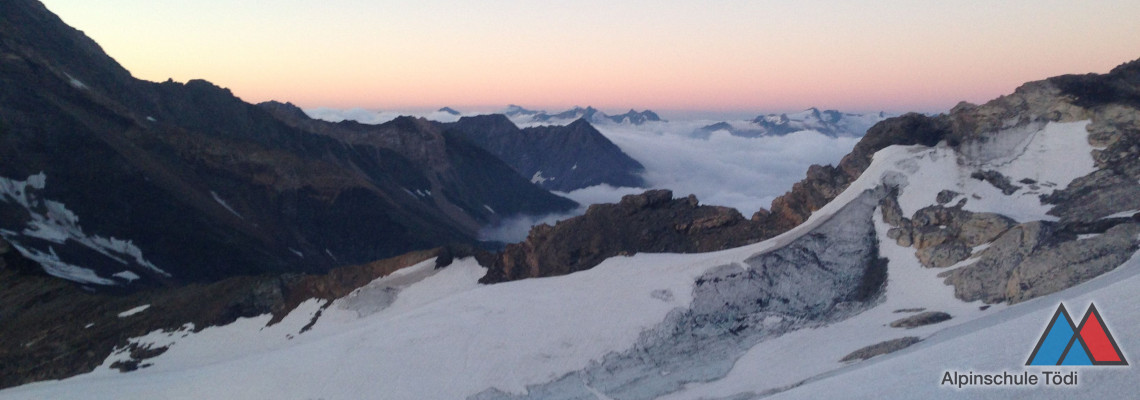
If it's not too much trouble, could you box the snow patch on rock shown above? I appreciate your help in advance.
[0,173,171,283]
[117,305,151,318]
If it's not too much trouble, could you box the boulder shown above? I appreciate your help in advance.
[889,311,952,328]
[840,337,922,362]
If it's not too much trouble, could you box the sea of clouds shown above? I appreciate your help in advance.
[306,109,861,243]
[305,107,467,124]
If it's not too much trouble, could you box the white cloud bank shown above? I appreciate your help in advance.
[304,107,470,124]
[592,121,859,215]
[480,120,860,242]
[303,109,862,243]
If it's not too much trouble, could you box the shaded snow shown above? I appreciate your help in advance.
[1102,209,1139,219]
[209,191,243,219]
[6,244,116,285]
[530,171,550,184]
[112,271,140,282]
[63,72,87,90]
[117,305,151,318]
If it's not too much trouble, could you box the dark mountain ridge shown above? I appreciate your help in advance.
[0,0,574,288]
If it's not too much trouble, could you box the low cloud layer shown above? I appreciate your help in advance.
[597,121,859,214]
[305,107,467,124]
[304,109,860,243]
[478,184,647,243]
[481,120,859,242]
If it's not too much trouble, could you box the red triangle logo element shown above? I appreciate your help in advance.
[1076,303,1129,366]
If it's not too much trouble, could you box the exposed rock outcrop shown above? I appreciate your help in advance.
[480,190,769,283]
[889,311,952,329]
[940,221,1140,304]
[840,337,922,362]
[882,191,1017,269]
[970,170,1021,195]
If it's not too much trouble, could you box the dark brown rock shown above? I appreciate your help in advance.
[889,311,952,328]
[936,190,961,205]
[970,170,1021,195]
[840,337,922,362]
[480,190,768,283]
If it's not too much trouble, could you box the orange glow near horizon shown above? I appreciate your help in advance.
[40,0,1140,115]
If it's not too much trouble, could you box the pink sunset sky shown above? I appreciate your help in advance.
[41,0,1140,115]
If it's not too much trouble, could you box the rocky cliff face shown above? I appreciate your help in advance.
[445,115,646,191]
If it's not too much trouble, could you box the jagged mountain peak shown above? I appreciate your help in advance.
[455,113,518,128]
[258,100,311,121]
[503,104,540,117]
[502,105,662,125]
[445,116,645,192]
[701,108,890,139]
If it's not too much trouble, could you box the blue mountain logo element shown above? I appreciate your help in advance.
[1026,303,1128,366]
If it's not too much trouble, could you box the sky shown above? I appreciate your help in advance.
[40,0,1140,115]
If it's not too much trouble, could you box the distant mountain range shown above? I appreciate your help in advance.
[504,104,664,125]
[700,107,891,138]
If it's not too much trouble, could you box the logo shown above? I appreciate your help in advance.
[1026,303,1128,366]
